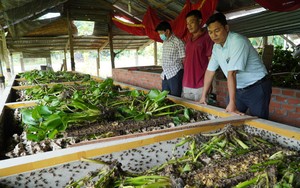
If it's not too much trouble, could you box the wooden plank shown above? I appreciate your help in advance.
[246,118,300,140]
[5,101,37,109]
[169,96,232,118]
[0,115,251,177]
[71,115,255,147]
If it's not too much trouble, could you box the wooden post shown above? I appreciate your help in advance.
[0,29,11,74]
[20,53,25,72]
[263,36,268,45]
[10,53,14,75]
[135,49,138,66]
[67,9,75,71]
[262,45,274,73]
[46,57,52,67]
[108,14,115,69]
[154,41,158,65]
[0,60,4,88]
[97,49,100,77]
[98,41,108,77]
[0,59,4,80]
[63,40,69,71]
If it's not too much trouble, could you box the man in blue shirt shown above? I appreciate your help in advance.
[200,13,272,119]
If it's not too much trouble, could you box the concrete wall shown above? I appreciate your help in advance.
[112,68,300,127]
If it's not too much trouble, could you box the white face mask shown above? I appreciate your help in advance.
[159,33,167,41]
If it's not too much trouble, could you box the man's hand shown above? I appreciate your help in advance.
[225,102,244,115]
[199,96,207,105]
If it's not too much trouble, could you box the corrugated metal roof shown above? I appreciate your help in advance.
[0,0,299,53]
[229,9,300,37]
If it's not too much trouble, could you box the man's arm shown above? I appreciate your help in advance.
[199,70,215,104]
[226,71,244,115]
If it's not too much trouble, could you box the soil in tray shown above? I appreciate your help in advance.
[4,108,210,159]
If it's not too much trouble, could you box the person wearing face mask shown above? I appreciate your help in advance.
[155,21,185,97]
[182,10,214,101]
[200,13,272,119]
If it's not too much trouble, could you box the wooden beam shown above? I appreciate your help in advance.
[108,14,115,69]
[99,40,109,51]
[136,0,174,20]
[138,40,153,51]
[154,41,157,65]
[6,36,107,41]
[280,35,296,48]
[67,9,75,71]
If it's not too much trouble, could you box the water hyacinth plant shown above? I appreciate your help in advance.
[65,125,300,188]
[20,78,198,142]
[18,70,91,85]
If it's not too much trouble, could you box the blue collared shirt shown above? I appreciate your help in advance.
[207,32,267,89]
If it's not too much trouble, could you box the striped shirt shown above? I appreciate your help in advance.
[161,34,185,79]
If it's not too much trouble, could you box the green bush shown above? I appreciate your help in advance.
[271,46,300,89]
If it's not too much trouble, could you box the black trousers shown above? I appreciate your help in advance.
[162,69,183,97]
[229,77,272,119]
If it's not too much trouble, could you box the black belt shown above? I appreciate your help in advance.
[238,75,270,91]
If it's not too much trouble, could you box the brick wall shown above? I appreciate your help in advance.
[112,68,300,127]
[215,80,300,127]
[112,68,162,90]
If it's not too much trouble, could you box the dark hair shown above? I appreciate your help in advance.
[155,21,172,32]
[186,9,202,19]
[206,12,228,27]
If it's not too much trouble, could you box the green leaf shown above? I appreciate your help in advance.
[93,88,101,95]
[184,108,190,120]
[134,114,146,121]
[21,109,38,126]
[39,106,53,115]
[147,89,168,103]
[48,129,59,139]
[43,95,50,102]
[32,107,42,120]
[118,106,137,117]
[175,137,193,148]
[182,163,191,172]
[27,124,44,132]
[70,99,89,110]
[147,89,160,100]
[42,114,63,129]
[26,133,40,142]
[130,89,140,98]
[50,99,61,107]
[172,116,181,125]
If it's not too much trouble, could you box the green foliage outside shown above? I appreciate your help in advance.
[271,46,300,89]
